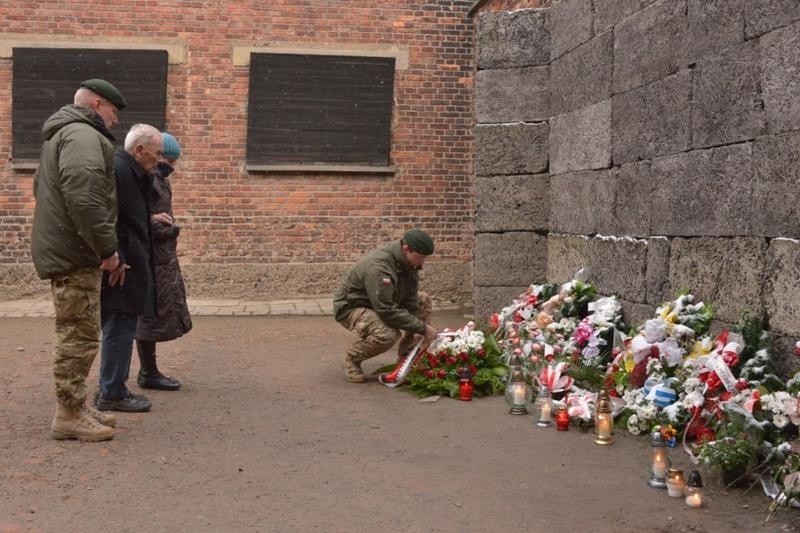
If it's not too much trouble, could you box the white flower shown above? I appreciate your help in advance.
[661,338,685,367]
[627,414,641,435]
[682,391,704,409]
[644,318,668,343]
[773,413,790,429]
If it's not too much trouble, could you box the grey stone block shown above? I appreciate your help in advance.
[612,69,691,164]
[475,174,550,232]
[549,0,594,60]
[550,31,613,116]
[473,285,530,322]
[767,333,800,381]
[614,0,688,93]
[549,169,616,235]
[549,99,612,175]
[473,232,548,287]
[619,299,657,331]
[615,160,653,237]
[650,144,755,236]
[475,123,549,176]
[589,236,648,302]
[646,237,671,305]
[761,22,800,134]
[766,239,800,336]
[692,40,766,149]
[594,0,653,34]
[686,0,745,63]
[476,9,550,69]
[669,237,766,324]
[745,0,800,38]
[475,66,550,124]
[752,131,800,238]
[546,233,591,284]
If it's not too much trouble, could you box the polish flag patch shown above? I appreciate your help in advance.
[382,278,392,285]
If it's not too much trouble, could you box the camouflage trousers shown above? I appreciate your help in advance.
[337,291,432,364]
[51,267,102,409]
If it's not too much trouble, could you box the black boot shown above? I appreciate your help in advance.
[136,340,181,391]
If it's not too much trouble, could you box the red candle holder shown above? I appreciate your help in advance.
[555,406,569,431]
[459,378,474,401]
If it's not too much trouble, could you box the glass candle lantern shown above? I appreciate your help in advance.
[555,405,569,431]
[458,367,474,401]
[647,429,670,488]
[504,368,531,415]
[508,353,523,374]
[594,389,613,445]
[685,470,704,508]
[666,468,686,497]
[533,384,553,427]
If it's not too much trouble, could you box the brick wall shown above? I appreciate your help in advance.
[473,0,800,373]
[0,0,476,304]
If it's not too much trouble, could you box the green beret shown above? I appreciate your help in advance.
[403,229,434,255]
[80,79,127,110]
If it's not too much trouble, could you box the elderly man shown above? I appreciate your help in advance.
[32,79,127,441]
[95,124,163,413]
[333,229,438,383]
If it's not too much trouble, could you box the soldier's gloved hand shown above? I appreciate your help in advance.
[423,324,438,343]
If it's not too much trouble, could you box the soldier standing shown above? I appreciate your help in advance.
[333,229,438,383]
[31,79,128,441]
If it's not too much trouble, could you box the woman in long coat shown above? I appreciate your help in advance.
[135,132,192,390]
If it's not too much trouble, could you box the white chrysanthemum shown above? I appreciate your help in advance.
[682,391,704,409]
[683,377,702,393]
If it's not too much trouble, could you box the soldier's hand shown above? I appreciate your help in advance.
[100,252,120,272]
[423,324,438,343]
[108,263,130,287]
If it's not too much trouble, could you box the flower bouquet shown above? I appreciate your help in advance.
[403,321,507,398]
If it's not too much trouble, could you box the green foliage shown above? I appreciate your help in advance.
[698,436,758,473]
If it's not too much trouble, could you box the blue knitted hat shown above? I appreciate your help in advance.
[161,132,181,160]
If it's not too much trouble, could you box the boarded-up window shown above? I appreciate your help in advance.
[12,48,168,162]
[246,53,395,171]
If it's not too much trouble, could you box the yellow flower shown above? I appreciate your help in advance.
[623,352,636,373]
[688,337,714,359]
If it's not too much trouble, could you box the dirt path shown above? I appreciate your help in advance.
[1,313,797,532]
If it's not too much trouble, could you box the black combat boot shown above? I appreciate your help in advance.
[136,340,181,391]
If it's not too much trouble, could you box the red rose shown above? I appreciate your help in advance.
[459,352,470,362]
[423,369,435,378]
[445,356,457,366]
[468,364,478,375]
[735,379,748,391]
[437,369,447,379]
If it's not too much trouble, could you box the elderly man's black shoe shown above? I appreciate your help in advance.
[138,370,181,391]
[95,392,152,412]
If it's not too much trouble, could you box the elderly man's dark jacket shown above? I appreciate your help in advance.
[101,148,156,317]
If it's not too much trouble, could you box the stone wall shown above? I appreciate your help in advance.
[473,0,800,369]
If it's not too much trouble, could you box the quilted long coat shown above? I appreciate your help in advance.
[135,164,192,342]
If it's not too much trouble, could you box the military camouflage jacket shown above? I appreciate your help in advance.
[333,241,426,334]
[31,105,117,279]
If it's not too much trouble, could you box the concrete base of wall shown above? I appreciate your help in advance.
[0,261,474,308]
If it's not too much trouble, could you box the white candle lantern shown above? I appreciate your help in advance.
[533,384,552,427]
[647,429,670,488]
[593,389,613,445]
[504,368,531,415]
